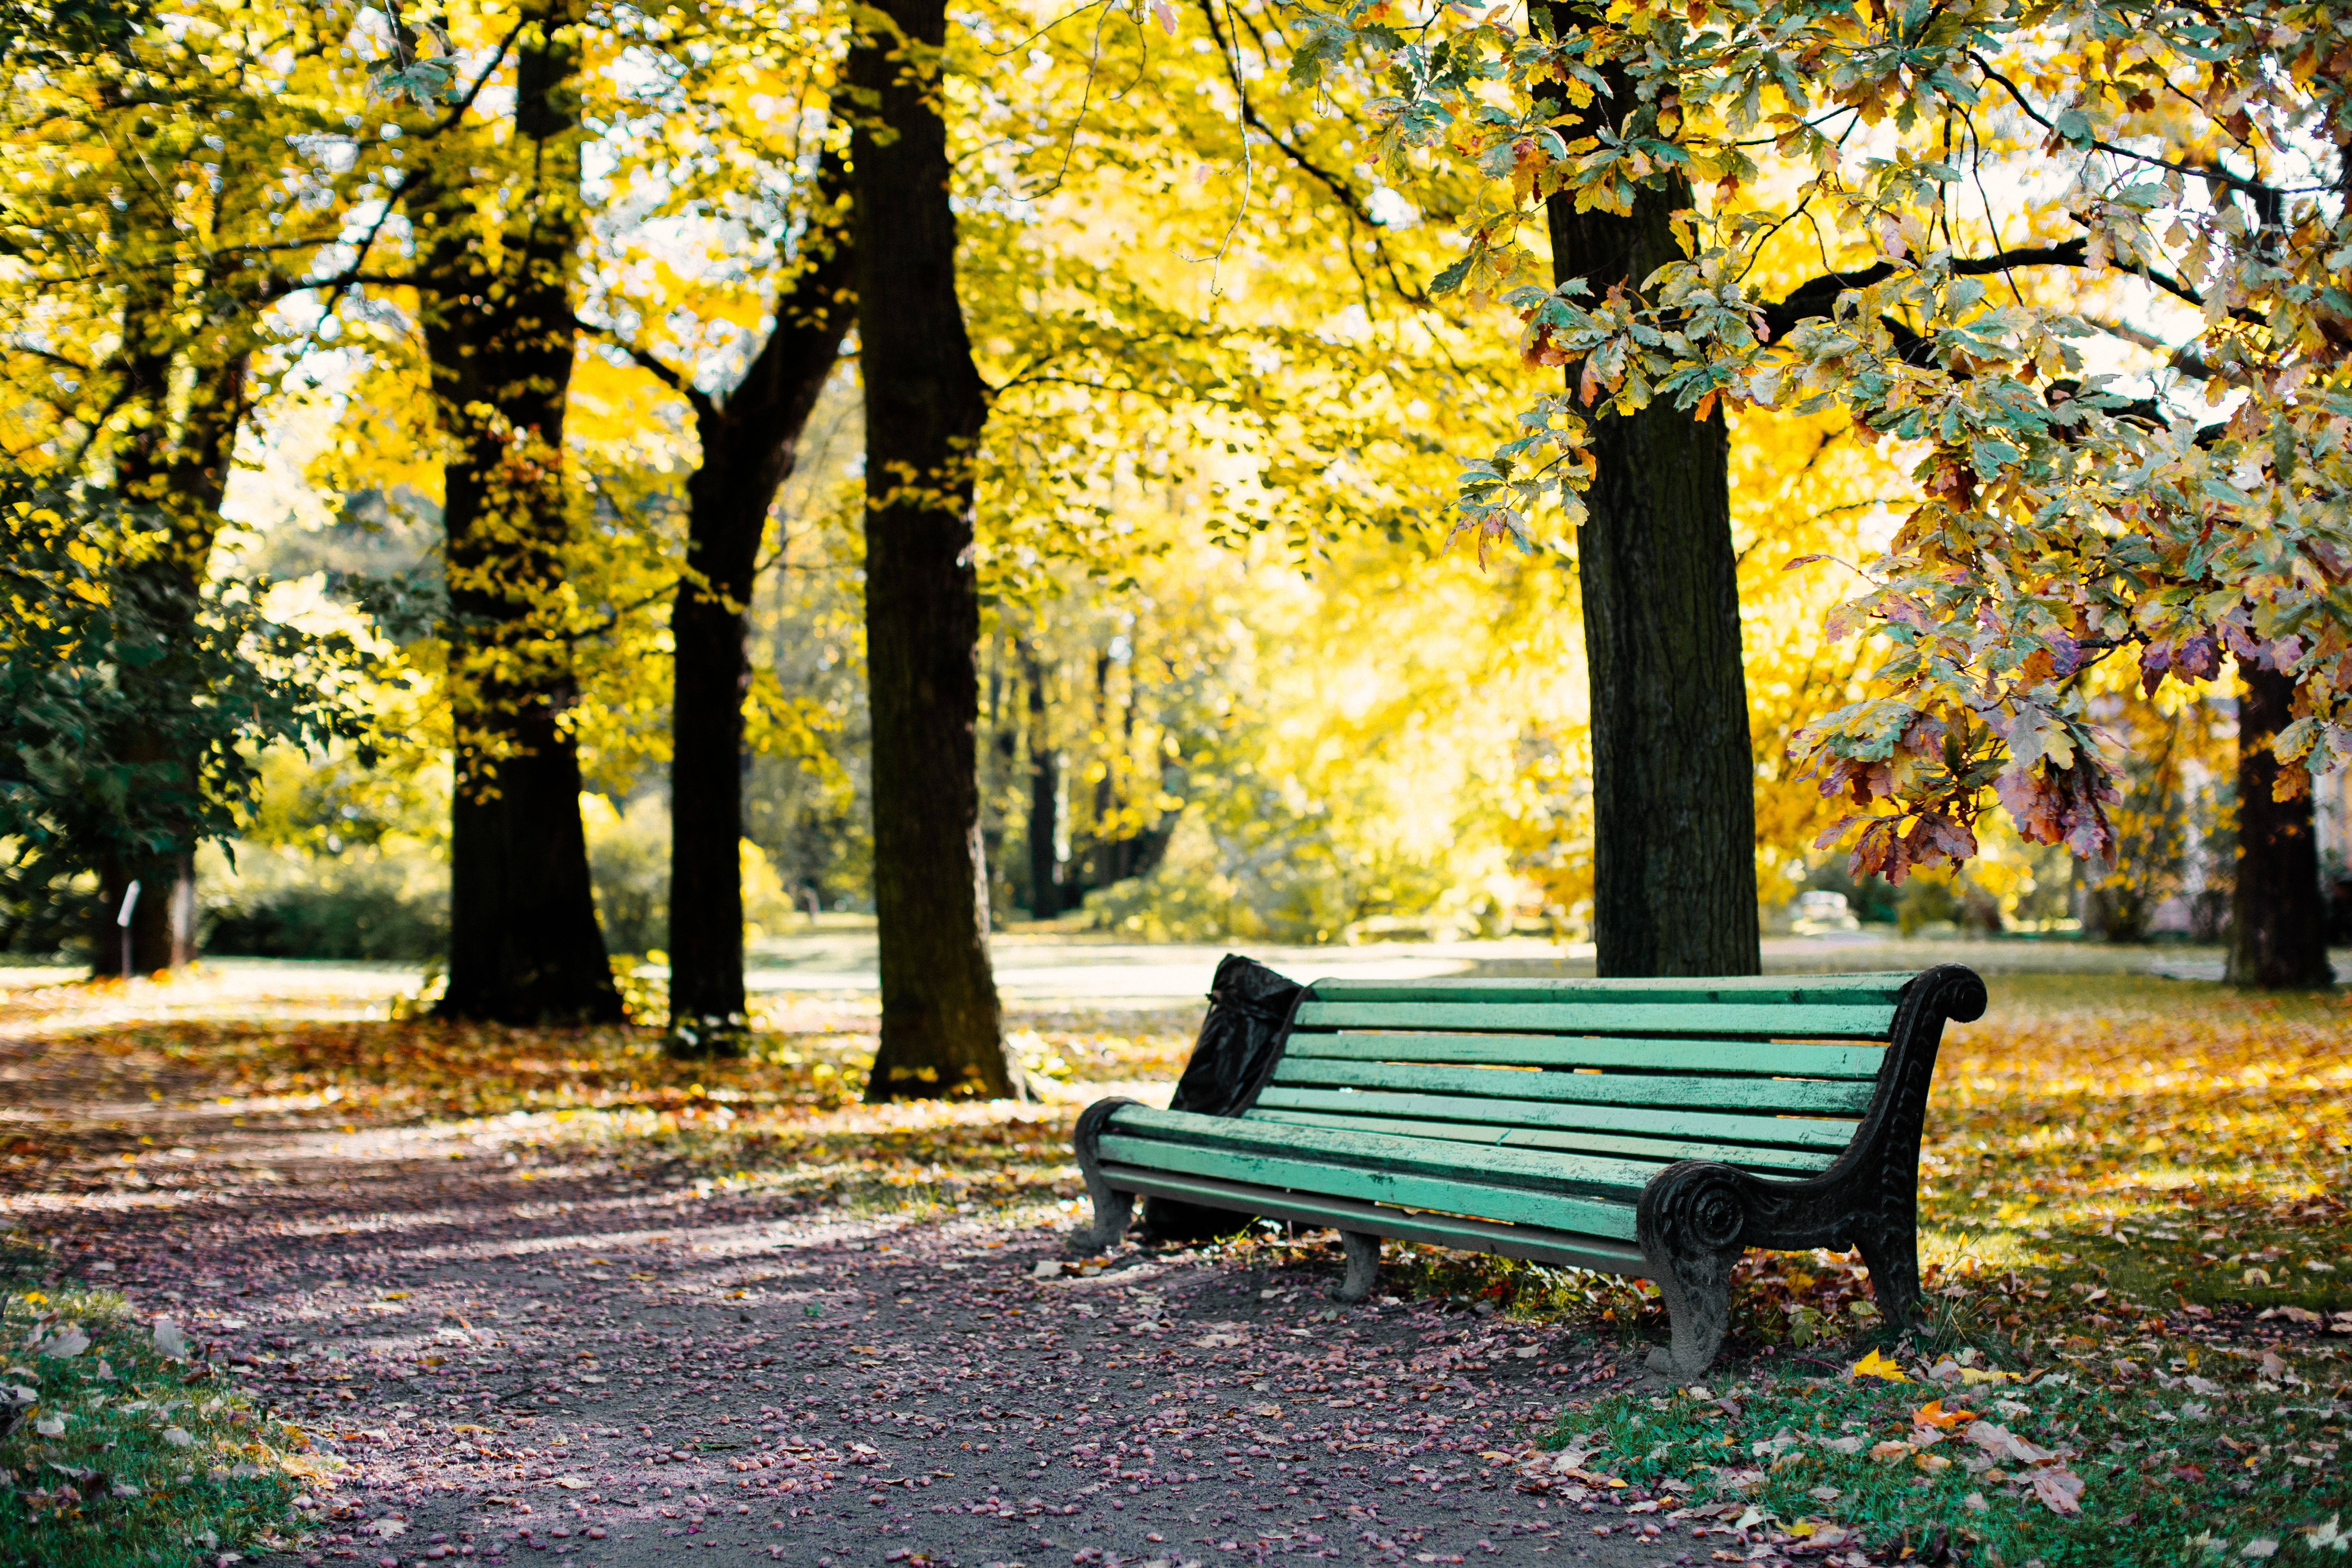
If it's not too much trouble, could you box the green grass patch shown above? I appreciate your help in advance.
[2,1243,309,1568]
[1536,1335,2350,1566]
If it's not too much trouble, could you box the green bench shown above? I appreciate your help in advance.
[1071,964,1985,1376]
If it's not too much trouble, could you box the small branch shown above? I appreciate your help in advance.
[1969,55,2324,202]
[2074,314,2222,382]
[1193,0,1428,306]
[578,319,718,426]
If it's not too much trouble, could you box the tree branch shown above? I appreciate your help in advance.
[578,318,717,426]
[1968,54,2323,203]
[1193,0,1428,307]
[1761,239,2214,339]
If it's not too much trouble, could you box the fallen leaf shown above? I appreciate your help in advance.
[162,1426,193,1447]
[2030,1467,2084,1515]
[37,1326,88,1359]
[554,1476,587,1490]
[153,1319,188,1361]
[1849,1350,1907,1383]
[1914,1399,1975,1429]
[1552,1467,1625,1488]
[1964,1421,2054,1466]
[1868,1440,1914,1464]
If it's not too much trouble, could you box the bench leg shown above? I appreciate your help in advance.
[1075,1183,1134,1253]
[1644,1245,1734,1381]
[1070,1097,1140,1254]
[1637,1162,1747,1380]
[1333,1231,1381,1303]
[1855,1223,1922,1329]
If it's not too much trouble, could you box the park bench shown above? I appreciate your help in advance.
[1071,963,1986,1377]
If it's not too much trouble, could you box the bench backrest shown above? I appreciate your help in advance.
[1236,972,1915,1180]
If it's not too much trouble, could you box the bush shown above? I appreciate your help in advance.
[583,793,803,960]
[198,841,447,961]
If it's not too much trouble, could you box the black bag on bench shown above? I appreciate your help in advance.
[1139,954,1306,1242]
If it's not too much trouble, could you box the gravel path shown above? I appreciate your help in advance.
[0,1044,1727,1568]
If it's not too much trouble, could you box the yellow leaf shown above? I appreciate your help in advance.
[1850,1350,1908,1383]
[1914,1399,1975,1428]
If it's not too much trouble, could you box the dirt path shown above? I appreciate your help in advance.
[1,1022,1710,1568]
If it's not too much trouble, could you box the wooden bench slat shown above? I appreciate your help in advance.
[1094,1131,1641,1241]
[1095,1163,1650,1276]
[1251,1084,1860,1150]
[1269,1056,1878,1115]
[1283,1031,1886,1079]
[1105,1106,1665,1196]
[1241,1107,1838,1175]
[1304,973,1917,1006]
[1292,1000,1895,1039]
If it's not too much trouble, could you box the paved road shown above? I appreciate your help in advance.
[0,928,2253,1021]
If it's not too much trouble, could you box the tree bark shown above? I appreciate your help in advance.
[1021,637,1060,918]
[98,345,250,977]
[665,153,856,1048]
[2226,659,2332,987]
[415,0,621,1024]
[851,0,1015,1099]
[1544,182,1761,977]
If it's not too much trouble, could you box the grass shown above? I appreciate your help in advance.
[0,1241,309,1568]
[1534,1343,2348,1567]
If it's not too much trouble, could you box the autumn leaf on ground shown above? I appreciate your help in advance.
[1849,1349,1907,1382]
[2030,1467,2085,1515]
[1964,1421,2055,1466]
[34,1324,88,1358]
[1914,1399,1975,1428]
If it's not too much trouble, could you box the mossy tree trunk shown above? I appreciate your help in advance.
[415,0,621,1025]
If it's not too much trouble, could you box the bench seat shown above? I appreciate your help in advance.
[1073,964,1985,1376]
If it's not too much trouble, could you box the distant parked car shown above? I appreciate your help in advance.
[1791,889,1861,935]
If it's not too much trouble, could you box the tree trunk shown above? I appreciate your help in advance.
[98,349,250,976]
[2226,659,2332,987]
[851,0,1015,1100]
[415,0,620,1025]
[1022,637,1060,918]
[1544,183,1760,978]
[666,153,856,1050]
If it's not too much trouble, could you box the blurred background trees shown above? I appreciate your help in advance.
[4,0,2344,1067]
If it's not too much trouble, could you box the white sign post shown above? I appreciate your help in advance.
[116,879,140,981]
